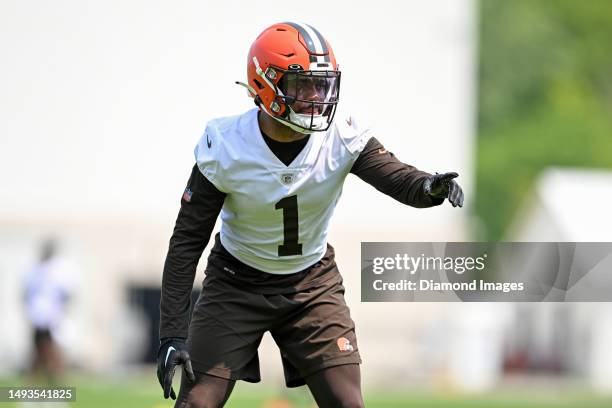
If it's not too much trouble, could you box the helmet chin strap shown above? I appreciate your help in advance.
[263,108,316,135]
[287,106,328,131]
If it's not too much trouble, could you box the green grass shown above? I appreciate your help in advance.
[2,371,612,407]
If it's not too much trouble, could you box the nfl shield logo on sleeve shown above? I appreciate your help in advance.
[183,188,193,202]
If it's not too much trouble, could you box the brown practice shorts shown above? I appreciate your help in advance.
[186,235,361,387]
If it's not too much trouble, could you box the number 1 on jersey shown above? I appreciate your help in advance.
[275,195,303,256]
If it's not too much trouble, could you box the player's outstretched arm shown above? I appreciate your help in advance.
[158,164,226,398]
[350,137,464,208]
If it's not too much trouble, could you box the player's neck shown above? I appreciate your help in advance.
[258,110,309,143]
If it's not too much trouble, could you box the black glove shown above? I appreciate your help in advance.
[156,337,195,400]
[423,172,464,207]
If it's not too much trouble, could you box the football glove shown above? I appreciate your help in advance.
[156,337,195,400]
[423,172,464,207]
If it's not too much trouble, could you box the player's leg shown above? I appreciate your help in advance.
[46,334,65,380]
[304,364,364,408]
[271,247,363,405]
[34,327,64,382]
[174,371,236,408]
[178,274,265,406]
[30,328,45,379]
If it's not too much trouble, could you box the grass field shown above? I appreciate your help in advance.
[2,370,612,407]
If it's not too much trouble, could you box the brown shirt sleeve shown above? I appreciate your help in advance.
[350,137,445,208]
[159,164,226,340]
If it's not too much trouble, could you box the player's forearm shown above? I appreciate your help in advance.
[350,137,444,208]
[159,164,226,339]
[386,169,444,208]
[160,233,207,339]
[160,224,212,338]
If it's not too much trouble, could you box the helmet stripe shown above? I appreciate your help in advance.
[304,23,330,60]
[284,22,329,62]
[300,23,328,54]
[302,23,330,63]
[284,22,317,53]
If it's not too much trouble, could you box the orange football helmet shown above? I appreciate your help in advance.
[239,22,341,134]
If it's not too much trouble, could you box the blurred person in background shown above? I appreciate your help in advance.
[157,21,464,408]
[23,238,72,384]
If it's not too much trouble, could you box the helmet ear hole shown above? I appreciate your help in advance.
[253,79,265,90]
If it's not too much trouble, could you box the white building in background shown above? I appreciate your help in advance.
[0,0,476,387]
[508,168,612,393]
[509,168,612,242]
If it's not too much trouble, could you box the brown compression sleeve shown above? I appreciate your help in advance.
[159,164,226,339]
[350,137,444,208]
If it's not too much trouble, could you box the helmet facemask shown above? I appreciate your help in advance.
[271,68,341,134]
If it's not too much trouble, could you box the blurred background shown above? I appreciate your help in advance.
[1,0,612,406]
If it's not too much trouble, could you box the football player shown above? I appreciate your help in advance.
[158,22,464,408]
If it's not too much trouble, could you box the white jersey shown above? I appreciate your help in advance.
[195,108,370,274]
[24,257,75,329]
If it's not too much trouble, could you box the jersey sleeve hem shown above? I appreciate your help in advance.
[195,162,227,193]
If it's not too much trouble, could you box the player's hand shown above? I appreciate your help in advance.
[156,337,195,400]
[423,172,464,207]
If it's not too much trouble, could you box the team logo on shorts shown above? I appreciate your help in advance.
[337,337,354,352]
[280,173,295,185]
